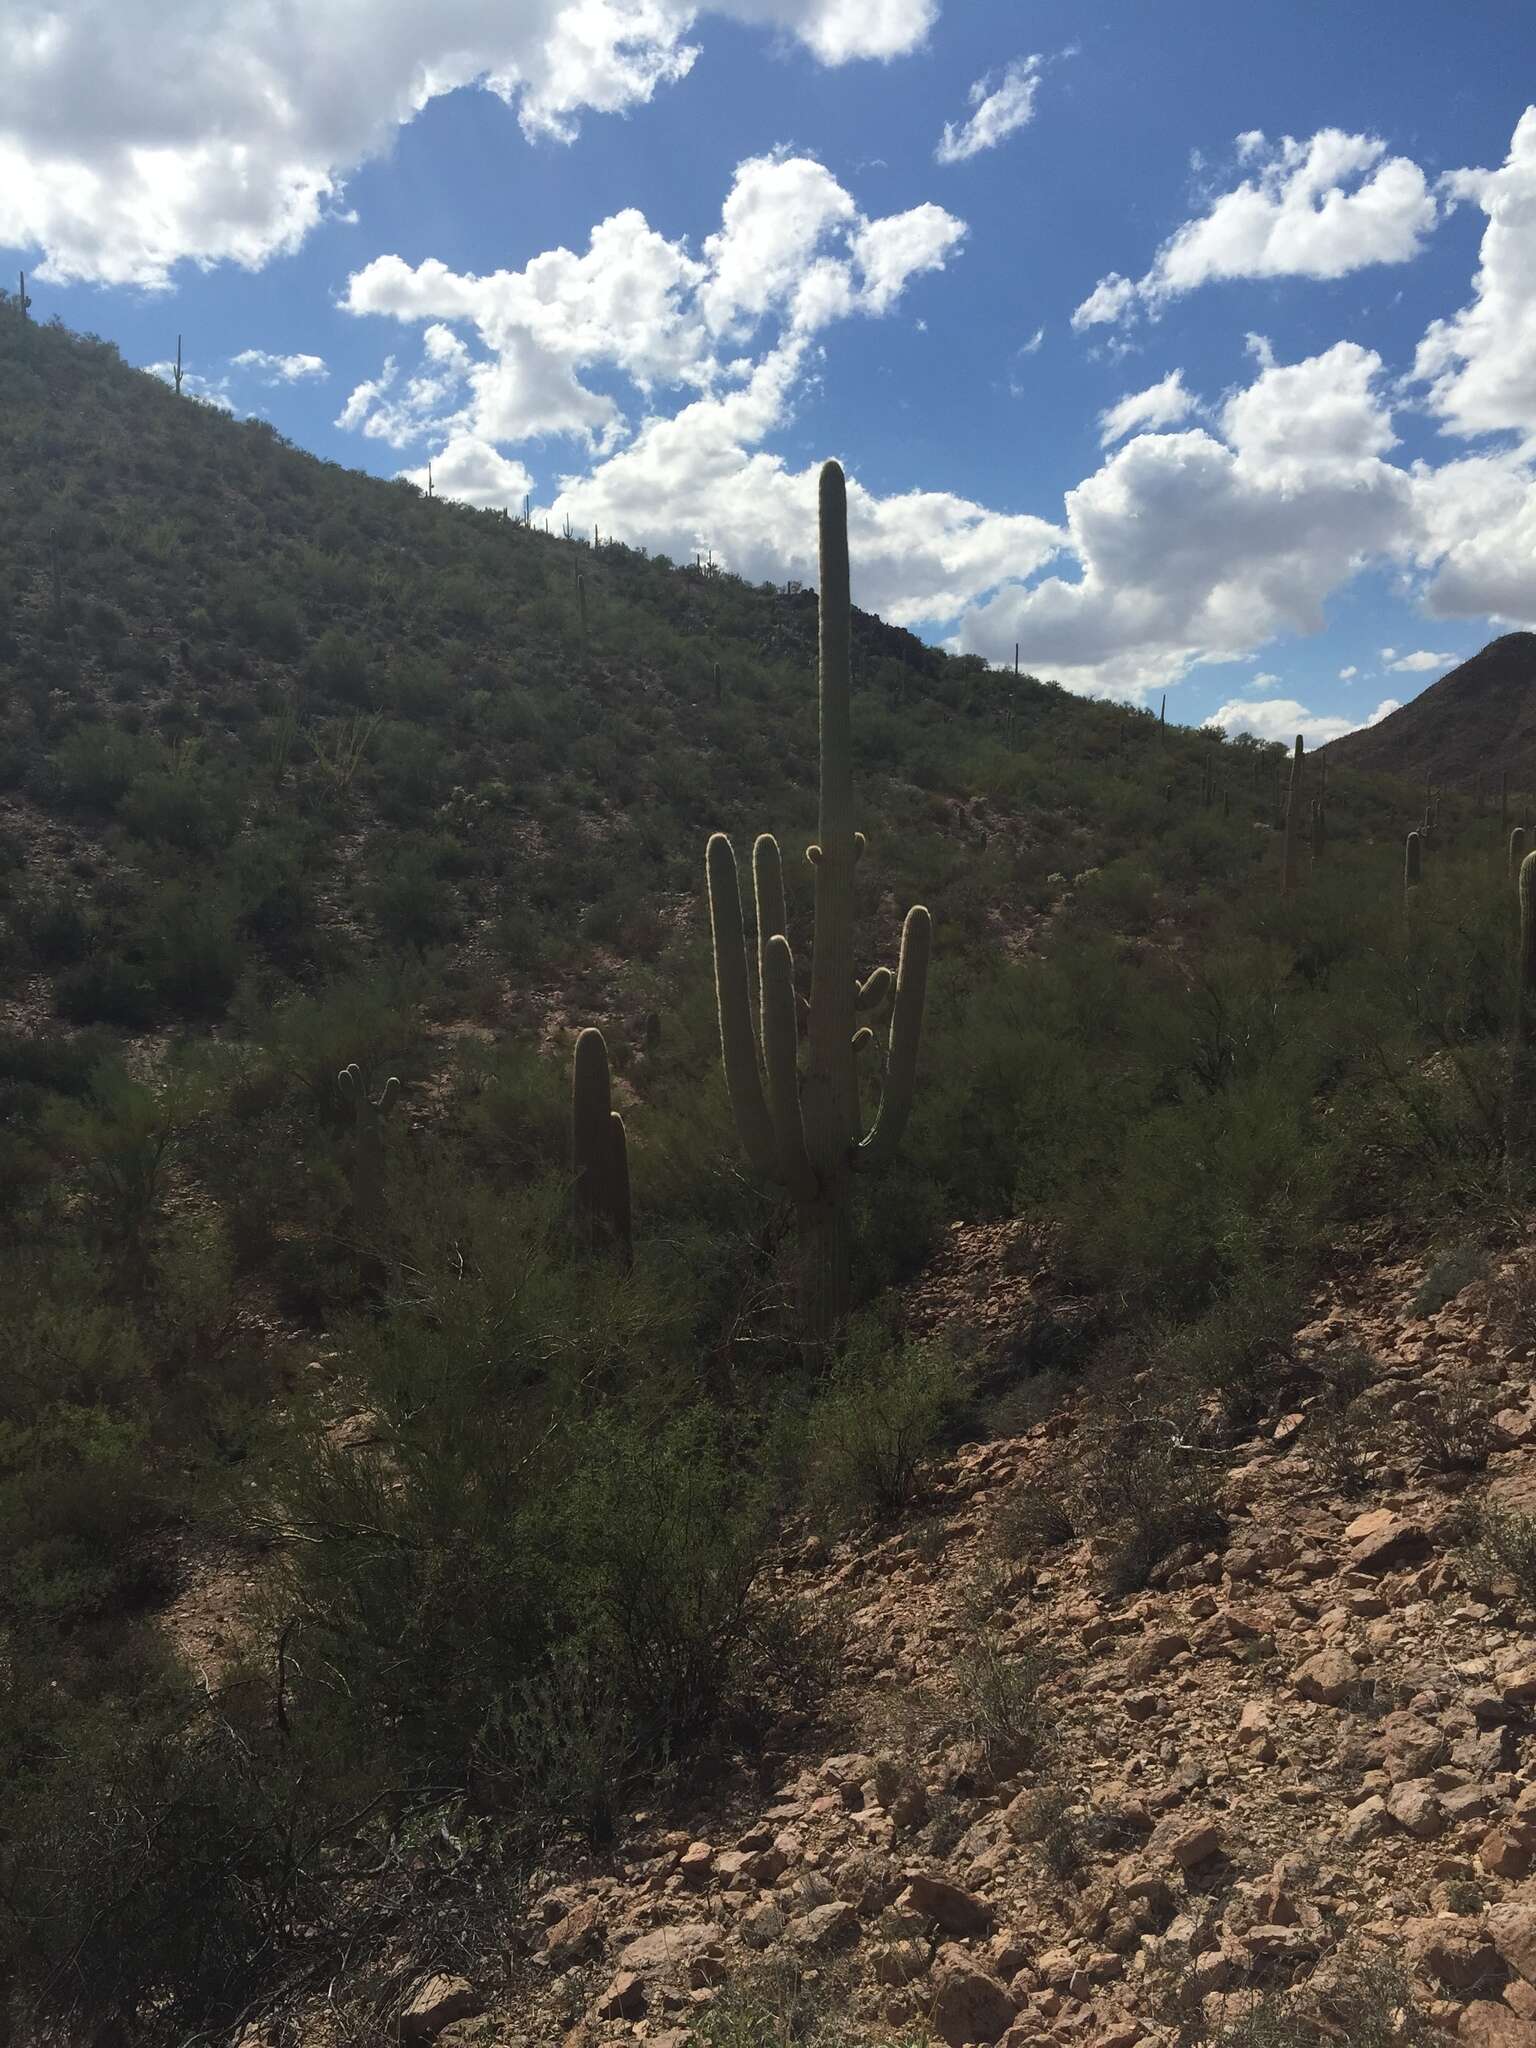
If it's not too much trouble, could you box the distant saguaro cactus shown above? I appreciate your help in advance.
[572,1027,632,1266]
[1405,829,1423,896]
[1310,797,1326,861]
[337,1062,399,1285]
[576,571,587,636]
[707,460,930,1347]
[17,270,28,323]
[173,334,183,397]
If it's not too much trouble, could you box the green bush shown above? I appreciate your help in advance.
[803,1328,969,1525]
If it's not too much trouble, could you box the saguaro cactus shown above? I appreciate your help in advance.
[707,460,931,1347]
[1281,734,1304,894]
[1405,829,1422,896]
[337,1062,399,1283]
[572,1028,632,1265]
[173,334,184,397]
[1310,797,1326,861]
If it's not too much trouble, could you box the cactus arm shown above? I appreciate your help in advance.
[855,967,893,1013]
[607,1108,633,1267]
[761,933,815,1200]
[753,833,789,1019]
[858,904,931,1171]
[707,831,781,1181]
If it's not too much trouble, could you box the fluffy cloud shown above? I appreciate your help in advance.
[339,153,963,449]
[1414,106,1536,442]
[935,56,1041,166]
[1205,695,1401,744]
[398,432,535,510]
[0,0,937,287]
[955,342,1416,696]
[1408,449,1536,625]
[1381,648,1456,672]
[542,344,1061,623]
[1097,370,1195,446]
[1338,665,1358,680]
[1074,128,1438,329]
[231,349,329,383]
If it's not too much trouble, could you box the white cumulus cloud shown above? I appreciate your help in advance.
[1382,648,1456,672]
[1205,695,1401,745]
[1414,106,1536,444]
[1074,127,1439,330]
[338,153,963,452]
[935,55,1041,166]
[0,0,938,287]
[1097,369,1194,446]
[231,349,329,383]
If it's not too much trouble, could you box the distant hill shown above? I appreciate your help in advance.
[1320,633,1536,789]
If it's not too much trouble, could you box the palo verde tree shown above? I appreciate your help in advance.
[707,460,931,1348]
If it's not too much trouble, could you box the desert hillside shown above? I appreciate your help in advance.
[1320,636,1536,790]
[1,310,1534,2048]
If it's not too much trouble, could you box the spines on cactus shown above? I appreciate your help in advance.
[706,459,931,1347]
[571,1027,632,1265]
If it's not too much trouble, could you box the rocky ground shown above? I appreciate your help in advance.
[263,1242,1536,2048]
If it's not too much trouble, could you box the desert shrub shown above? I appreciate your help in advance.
[990,1481,1075,1560]
[121,765,239,852]
[1071,1409,1228,1596]
[305,624,371,703]
[803,1328,969,1525]
[1403,1365,1494,1473]
[950,1628,1055,1775]
[10,882,93,964]
[1460,1503,1536,1612]
[53,951,158,1028]
[1411,1238,1488,1316]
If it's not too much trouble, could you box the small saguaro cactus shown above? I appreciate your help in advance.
[571,1028,632,1265]
[17,270,28,323]
[337,1062,399,1282]
[1512,827,1528,878]
[1310,796,1327,861]
[713,661,722,707]
[707,459,931,1348]
[576,571,587,635]
[1281,734,1305,894]
[173,334,183,397]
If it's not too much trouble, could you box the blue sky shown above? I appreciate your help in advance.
[5,0,1535,737]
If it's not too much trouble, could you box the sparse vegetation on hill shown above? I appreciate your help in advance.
[0,305,1532,2044]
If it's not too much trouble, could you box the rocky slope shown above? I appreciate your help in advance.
[286,1241,1536,2048]
[1321,634,1536,793]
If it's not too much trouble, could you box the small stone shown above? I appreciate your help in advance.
[1339,1794,1388,1845]
[545,1900,604,1969]
[1168,1822,1223,1871]
[1481,1830,1532,1878]
[1125,1631,1188,1682]
[899,1871,995,1936]
[1458,2003,1536,2046]
[400,1977,481,2045]
[787,1902,858,1953]
[1489,1905,1536,1983]
[929,1947,1018,2047]
[740,1903,785,1950]
[594,1972,645,2022]
[1294,1647,1359,1706]
[1385,1780,1446,1838]
[678,1841,714,1885]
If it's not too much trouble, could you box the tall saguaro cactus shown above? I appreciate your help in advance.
[1404,829,1423,898]
[572,1028,632,1266]
[337,1062,399,1285]
[707,460,931,1347]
